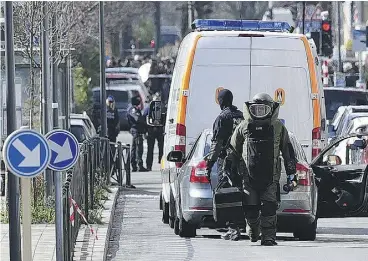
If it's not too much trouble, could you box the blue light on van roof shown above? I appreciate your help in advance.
[192,19,291,32]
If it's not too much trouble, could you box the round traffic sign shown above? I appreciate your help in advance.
[2,129,51,178]
[45,130,80,171]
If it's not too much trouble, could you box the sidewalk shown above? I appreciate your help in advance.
[0,186,119,261]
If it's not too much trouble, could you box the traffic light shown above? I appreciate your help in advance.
[321,20,333,57]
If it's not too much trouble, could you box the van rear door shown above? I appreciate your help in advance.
[186,36,251,149]
[249,36,313,160]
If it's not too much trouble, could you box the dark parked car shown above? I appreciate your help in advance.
[312,132,368,218]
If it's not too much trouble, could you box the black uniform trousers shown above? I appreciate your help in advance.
[146,128,164,169]
[130,129,144,169]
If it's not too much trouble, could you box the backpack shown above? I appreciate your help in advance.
[246,121,275,189]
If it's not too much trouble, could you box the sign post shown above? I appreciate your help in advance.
[2,129,52,261]
[46,129,79,261]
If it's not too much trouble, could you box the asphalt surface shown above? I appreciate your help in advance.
[106,131,368,261]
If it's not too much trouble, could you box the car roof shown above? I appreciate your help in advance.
[70,119,85,126]
[191,30,304,38]
[324,87,368,93]
[70,113,91,120]
[105,67,138,74]
[92,84,143,92]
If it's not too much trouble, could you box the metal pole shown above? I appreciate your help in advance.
[5,2,22,261]
[51,14,64,261]
[154,2,161,55]
[99,1,107,138]
[302,1,306,34]
[188,1,193,30]
[337,2,343,72]
[42,2,53,195]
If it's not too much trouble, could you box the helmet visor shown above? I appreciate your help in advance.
[249,104,272,118]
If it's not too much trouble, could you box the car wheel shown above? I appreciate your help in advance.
[293,219,317,241]
[162,196,169,224]
[178,213,196,238]
[174,217,180,235]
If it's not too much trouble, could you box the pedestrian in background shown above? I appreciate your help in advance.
[143,93,164,171]
[127,95,148,172]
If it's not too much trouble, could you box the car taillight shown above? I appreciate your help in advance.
[312,127,321,159]
[296,162,312,186]
[190,160,209,183]
[175,124,186,168]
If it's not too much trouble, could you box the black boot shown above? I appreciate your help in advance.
[261,240,278,246]
[138,166,149,172]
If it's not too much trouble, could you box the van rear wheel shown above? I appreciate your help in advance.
[161,194,169,224]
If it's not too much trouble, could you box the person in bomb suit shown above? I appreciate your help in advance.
[226,93,297,246]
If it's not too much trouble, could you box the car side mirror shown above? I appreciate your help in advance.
[167,150,184,163]
[327,155,342,166]
[147,100,164,126]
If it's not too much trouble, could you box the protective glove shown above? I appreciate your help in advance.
[283,174,298,193]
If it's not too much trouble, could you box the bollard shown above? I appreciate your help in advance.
[62,188,68,261]
[123,144,135,188]
[106,139,111,185]
[117,142,123,186]
[89,142,94,210]
[84,147,89,221]
[65,183,71,261]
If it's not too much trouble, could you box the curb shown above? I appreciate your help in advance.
[103,186,121,261]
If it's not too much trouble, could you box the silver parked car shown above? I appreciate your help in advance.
[167,129,318,240]
[277,132,318,241]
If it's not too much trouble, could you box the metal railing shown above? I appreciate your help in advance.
[62,136,131,261]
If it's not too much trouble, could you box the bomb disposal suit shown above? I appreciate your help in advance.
[227,93,297,246]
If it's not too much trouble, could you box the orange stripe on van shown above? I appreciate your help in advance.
[300,36,321,128]
[177,35,202,124]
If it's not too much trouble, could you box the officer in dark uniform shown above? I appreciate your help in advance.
[142,93,164,171]
[127,95,148,172]
[106,96,120,142]
[227,93,297,246]
[205,89,244,241]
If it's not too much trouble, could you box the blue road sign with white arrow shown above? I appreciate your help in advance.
[45,130,79,171]
[2,129,51,178]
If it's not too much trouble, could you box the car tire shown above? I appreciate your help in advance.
[174,217,180,235]
[293,219,317,241]
[178,213,196,238]
[162,197,169,224]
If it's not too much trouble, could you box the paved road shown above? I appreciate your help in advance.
[106,132,368,261]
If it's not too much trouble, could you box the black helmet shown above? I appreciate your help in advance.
[131,95,141,106]
[251,93,274,106]
[248,93,274,119]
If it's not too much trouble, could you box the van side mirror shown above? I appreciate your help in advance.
[147,100,164,126]
[327,155,342,166]
[167,150,184,162]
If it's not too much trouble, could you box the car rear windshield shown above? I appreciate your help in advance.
[324,89,368,120]
[70,125,86,143]
[92,90,129,103]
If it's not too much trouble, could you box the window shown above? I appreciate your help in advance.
[186,134,202,161]
[324,90,368,120]
[92,90,129,103]
[70,125,87,143]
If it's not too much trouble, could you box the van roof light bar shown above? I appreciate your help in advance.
[192,19,292,32]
